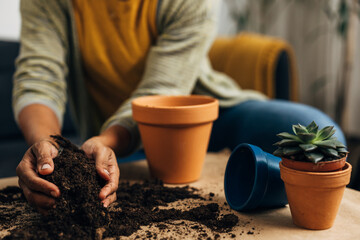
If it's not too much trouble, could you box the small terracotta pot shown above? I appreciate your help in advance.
[282,155,347,172]
[132,95,219,184]
[280,162,352,230]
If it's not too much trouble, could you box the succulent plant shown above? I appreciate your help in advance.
[273,121,348,163]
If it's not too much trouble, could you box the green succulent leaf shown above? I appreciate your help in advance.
[292,124,308,135]
[274,139,300,147]
[273,148,283,157]
[277,132,299,140]
[328,129,336,139]
[327,137,346,148]
[297,133,316,143]
[309,126,319,134]
[334,140,346,148]
[299,143,317,152]
[337,147,349,154]
[305,152,324,163]
[320,148,339,158]
[314,139,337,149]
[306,121,316,130]
[282,147,303,156]
[306,121,319,133]
[317,126,335,141]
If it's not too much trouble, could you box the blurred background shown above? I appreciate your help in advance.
[218,0,360,189]
[219,0,360,137]
[0,0,359,189]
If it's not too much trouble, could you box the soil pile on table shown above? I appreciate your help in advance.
[0,136,240,240]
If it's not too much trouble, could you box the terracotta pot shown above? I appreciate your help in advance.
[132,95,219,184]
[280,162,352,230]
[282,155,347,172]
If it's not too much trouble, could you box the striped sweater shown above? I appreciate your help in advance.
[13,0,266,153]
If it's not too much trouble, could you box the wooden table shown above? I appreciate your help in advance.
[1,150,360,239]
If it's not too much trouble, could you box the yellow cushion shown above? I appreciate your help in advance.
[209,33,298,101]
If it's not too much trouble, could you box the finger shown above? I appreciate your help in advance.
[98,152,119,200]
[99,166,119,200]
[81,140,119,199]
[98,167,111,182]
[95,148,113,181]
[32,141,58,175]
[19,179,56,209]
[83,142,111,181]
[102,192,117,208]
[18,167,60,198]
[16,148,37,174]
[17,151,60,197]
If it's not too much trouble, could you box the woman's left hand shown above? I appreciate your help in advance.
[81,137,120,207]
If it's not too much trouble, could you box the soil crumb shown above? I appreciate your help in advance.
[0,136,240,240]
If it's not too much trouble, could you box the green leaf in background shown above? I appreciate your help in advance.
[299,143,318,152]
[337,0,349,37]
[305,152,324,163]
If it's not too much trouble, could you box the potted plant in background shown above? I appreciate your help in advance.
[274,121,352,230]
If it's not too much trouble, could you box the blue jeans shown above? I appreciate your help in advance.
[119,100,345,163]
[209,100,345,153]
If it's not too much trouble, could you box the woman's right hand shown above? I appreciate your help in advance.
[16,139,60,214]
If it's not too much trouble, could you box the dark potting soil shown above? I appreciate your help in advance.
[0,136,241,240]
[287,152,347,162]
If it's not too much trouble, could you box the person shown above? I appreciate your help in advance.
[14,0,345,214]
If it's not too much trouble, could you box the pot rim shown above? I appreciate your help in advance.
[224,144,269,211]
[280,162,352,188]
[132,95,218,110]
[281,155,347,172]
[280,161,351,176]
[132,95,219,125]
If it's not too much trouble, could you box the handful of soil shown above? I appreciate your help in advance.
[1,136,240,240]
[42,135,109,227]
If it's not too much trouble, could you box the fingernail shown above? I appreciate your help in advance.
[41,163,51,170]
[50,191,58,198]
[104,169,110,175]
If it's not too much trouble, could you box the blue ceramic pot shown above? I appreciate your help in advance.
[224,143,287,211]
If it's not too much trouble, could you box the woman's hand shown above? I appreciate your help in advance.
[16,138,60,214]
[81,136,120,207]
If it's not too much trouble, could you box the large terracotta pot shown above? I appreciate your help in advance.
[132,95,219,184]
[280,162,352,230]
